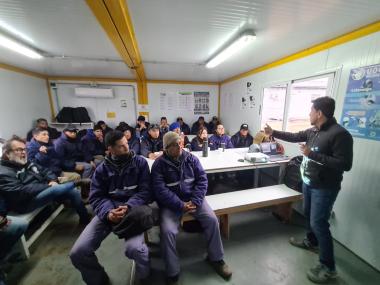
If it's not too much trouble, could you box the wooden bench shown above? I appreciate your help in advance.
[8,204,64,259]
[182,184,302,239]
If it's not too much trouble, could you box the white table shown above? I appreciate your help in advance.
[145,148,289,187]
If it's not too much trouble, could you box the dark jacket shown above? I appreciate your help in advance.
[81,130,106,162]
[135,122,150,139]
[180,122,191,135]
[209,134,234,149]
[190,137,215,151]
[27,139,63,176]
[140,136,163,158]
[231,132,254,148]
[151,151,208,213]
[26,126,60,142]
[0,160,56,213]
[272,118,353,190]
[191,122,208,135]
[89,154,152,224]
[128,136,141,155]
[54,133,85,171]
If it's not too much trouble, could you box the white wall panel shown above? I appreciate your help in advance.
[147,83,219,125]
[0,69,50,139]
[53,82,137,128]
[220,32,380,270]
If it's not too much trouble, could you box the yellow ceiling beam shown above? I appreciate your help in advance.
[0,62,46,79]
[86,0,148,104]
[222,20,380,85]
[48,76,136,83]
[147,79,219,85]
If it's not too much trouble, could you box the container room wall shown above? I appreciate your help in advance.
[220,31,380,270]
[0,69,50,139]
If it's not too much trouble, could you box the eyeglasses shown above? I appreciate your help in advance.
[12,148,27,153]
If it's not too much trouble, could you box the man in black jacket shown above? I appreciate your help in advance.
[0,136,90,224]
[265,96,353,284]
[231,123,253,148]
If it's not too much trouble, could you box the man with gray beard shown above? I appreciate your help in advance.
[0,136,90,224]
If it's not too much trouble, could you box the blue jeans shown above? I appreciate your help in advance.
[26,182,88,221]
[0,217,28,261]
[302,183,339,270]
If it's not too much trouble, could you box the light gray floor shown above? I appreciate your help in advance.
[5,206,380,285]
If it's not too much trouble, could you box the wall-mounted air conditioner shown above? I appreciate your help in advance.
[74,87,114,98]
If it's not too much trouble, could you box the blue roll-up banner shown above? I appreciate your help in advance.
[340,63,380,141]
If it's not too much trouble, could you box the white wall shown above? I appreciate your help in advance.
[0,69,50,139]
[147,83,219,125]
[52,82,138,128]
[220,32,380,270]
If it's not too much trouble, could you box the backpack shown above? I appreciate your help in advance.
[72,107,91,123]
[284,155,303,192]
[56,107,74,123]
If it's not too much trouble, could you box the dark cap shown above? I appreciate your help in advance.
[63,124,78,132]
[148,124,160,131]
[240,124,249,130]
[137,115,146,122]
[176,117,183,121]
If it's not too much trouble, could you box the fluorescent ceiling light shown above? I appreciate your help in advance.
[206,30,256,69]
[0,33,42,59]
[0,21,35,44]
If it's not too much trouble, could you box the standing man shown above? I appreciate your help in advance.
[264,96,353,283]
[152,132,232,285]
[70,131,153,285]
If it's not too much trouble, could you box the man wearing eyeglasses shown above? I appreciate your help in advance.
[0,136,90,225]
[151,132,232,285]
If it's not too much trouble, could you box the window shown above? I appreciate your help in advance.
[260,72,335,132]
[261,84,287,130]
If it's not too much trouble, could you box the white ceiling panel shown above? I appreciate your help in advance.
[128,0,380,81]
[0,0,133,78]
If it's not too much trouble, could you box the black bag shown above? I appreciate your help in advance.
[72,107,91,123]
[56,107,74,123]
[284,155,303,192]
[112,205,154,239]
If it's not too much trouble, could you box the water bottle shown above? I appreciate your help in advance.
[202,140,208,157]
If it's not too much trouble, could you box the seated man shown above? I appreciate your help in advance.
[209,124,233,150]
[95,120,113,138]
[191,116,208,135]
[26,118,60,142]
[0,207,28,285]
[54,125,95,178]
[135,115,150,139]
[70,131,152,285]
[27,128,81,183]
[118,125,140,155]
[160,116,170,135]
[231,124,253,148]
[152,132,232,285]
[208,116,220,134]
[140,124,163,160]
[169,122,189,148]
[81,125,106,165]
[176,117,190,135]
[0,136,90,224]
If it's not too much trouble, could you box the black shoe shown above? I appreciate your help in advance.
[166,274,179,285]
[289,237,319,253]
[206,257,232,280]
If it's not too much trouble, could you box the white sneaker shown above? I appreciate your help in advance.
[307,263,337,283]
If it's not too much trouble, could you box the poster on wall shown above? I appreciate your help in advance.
[160,92,178,110]
[340,63,380,141]
[241,96,248,110]
[178,91,194,111]
[194,91,210,114]
[247,81,255,108]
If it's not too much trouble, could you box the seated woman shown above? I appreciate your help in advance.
[190,127,214,151]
